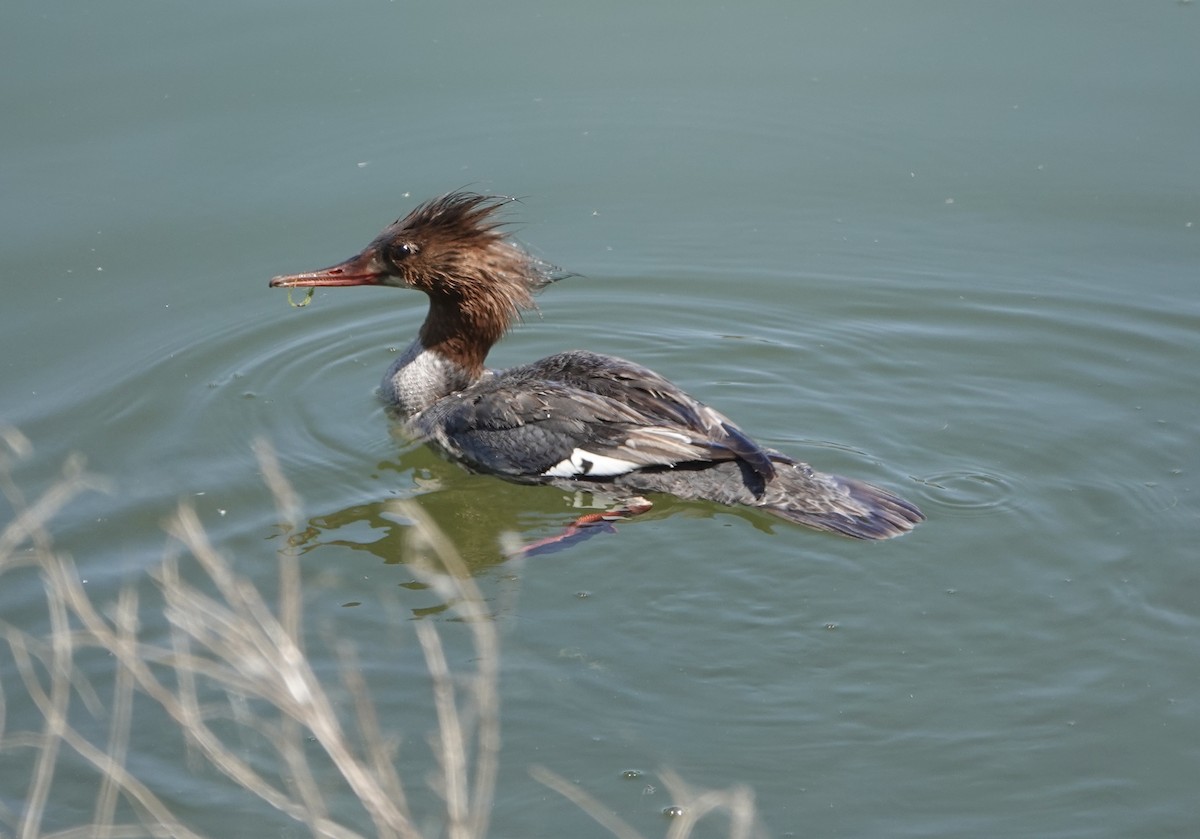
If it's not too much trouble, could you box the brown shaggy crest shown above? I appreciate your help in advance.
[368,192,561,373]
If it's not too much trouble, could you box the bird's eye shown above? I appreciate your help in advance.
[393,242,417,259]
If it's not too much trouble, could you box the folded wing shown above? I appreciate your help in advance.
[414,350,778,487]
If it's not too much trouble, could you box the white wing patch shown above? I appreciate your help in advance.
[542,448,640,478]
[632,428,693,445]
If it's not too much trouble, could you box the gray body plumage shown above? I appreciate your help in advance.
[400,349,923,540]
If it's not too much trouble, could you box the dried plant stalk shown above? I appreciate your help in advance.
[1,431,761,838]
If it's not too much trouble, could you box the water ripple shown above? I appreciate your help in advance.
[189,297,417,470]
[917,468,1020,518]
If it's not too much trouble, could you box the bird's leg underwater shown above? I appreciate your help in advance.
[514,496,654,557]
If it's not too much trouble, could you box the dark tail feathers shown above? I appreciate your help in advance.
[761,468,924,540]
[610,457,924,540]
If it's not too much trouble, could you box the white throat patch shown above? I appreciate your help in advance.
[382,340,475,417]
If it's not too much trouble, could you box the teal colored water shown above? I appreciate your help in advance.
[2,1,1198,836]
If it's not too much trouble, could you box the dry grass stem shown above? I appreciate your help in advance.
[390,498,502,839]
[2,433,763,838]
[531,764,766,839]
[91,586,138,839]
[529,765,647,839]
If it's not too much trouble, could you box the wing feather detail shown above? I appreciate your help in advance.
[412,350,778,486]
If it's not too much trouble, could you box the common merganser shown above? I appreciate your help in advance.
[270,192,923,540]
